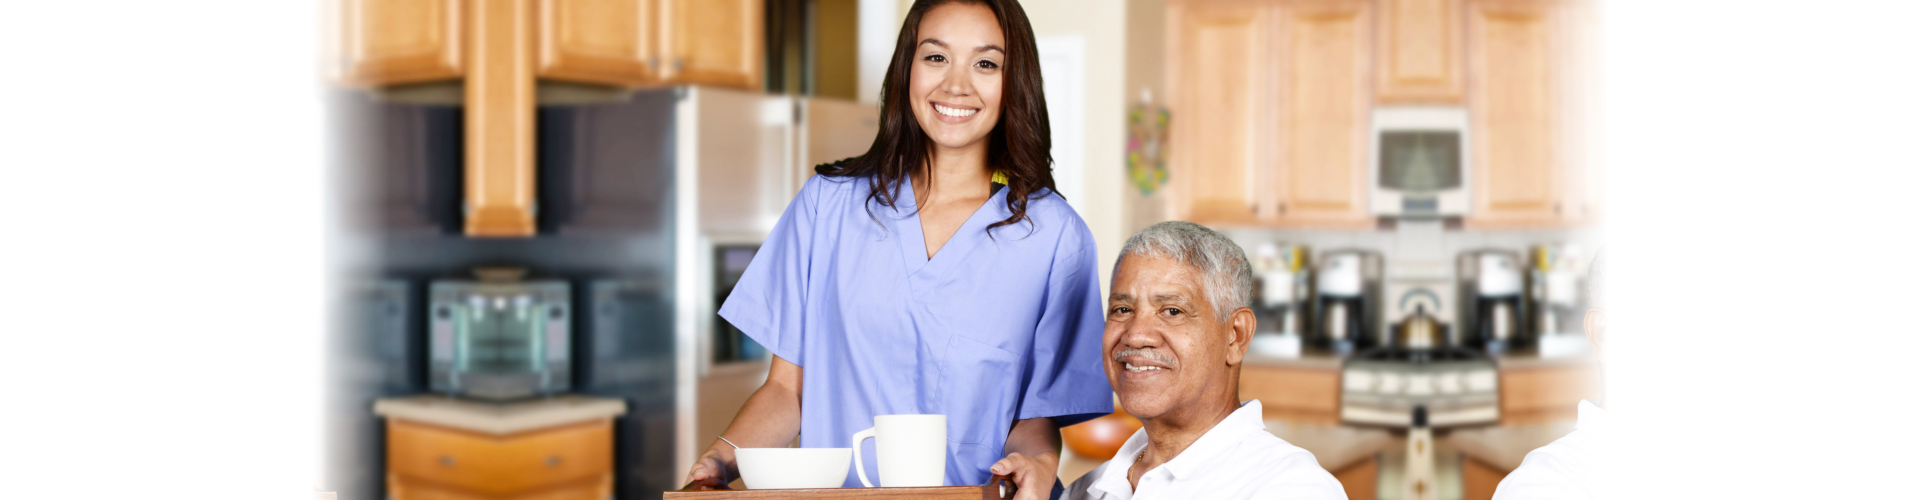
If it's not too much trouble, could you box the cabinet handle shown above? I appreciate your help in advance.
[673,58,685,73]
[1554,202,1564,214]
[1276,202,1287,214]
[546,456,563,467]
[438,456,455,467]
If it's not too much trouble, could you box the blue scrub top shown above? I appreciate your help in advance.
[718,173,1114,487]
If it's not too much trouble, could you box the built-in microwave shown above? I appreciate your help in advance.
[1370,107,1470,217]
[427,270,572,400]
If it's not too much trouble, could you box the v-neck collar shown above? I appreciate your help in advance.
[888,179,1010,277]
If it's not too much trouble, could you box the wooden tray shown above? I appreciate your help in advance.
[666,475,1014,500]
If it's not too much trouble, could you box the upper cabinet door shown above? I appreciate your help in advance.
[662,0,763,89]
[1272,0,1374,228]
[1168,3,1268,225]
[537,0,664,86]
[464,0,538,237]
[1376,0,1464,103]
[334,0,464,86]
[1466,0,1564,227]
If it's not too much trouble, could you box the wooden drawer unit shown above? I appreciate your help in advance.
[1239,364,1342,424]
[1497,362,1601,425]
[387,418,614,499]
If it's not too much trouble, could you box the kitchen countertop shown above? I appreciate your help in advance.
[1242,348,1346,370]
[1491,346,1598,370]
[373,394,627,435]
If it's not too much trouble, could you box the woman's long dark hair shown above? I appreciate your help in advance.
[816,0,1055,232]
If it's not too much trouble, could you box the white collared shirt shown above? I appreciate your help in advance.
[1065,400,1347,500]
[1492,400,1615,500]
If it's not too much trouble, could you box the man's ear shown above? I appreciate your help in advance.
[1226,307,1257,365]
[1583,307,1606,356]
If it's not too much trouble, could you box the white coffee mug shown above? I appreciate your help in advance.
[850,414,946,487]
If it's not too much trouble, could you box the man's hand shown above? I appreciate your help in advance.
[682,449,734,490]
[990,451,1059,500]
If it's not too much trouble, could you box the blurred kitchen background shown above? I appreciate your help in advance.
[321,0,1602,499]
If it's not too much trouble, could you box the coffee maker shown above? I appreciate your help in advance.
[1457,250,1526,353]
[1529,244,1589,356]
[1253,243,1311,334]
[1529,244,1585,336]
[1313,249,1382,353]
[1251,243,1311,356]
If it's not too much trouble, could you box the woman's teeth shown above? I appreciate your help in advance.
[935,103,977,118]
[1124,363,1163,372]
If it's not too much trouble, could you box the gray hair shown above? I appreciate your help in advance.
[1113,221,1254,321]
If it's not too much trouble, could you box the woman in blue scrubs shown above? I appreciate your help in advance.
[682,0,1110,497]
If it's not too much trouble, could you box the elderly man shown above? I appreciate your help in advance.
[1066,222,1345,500]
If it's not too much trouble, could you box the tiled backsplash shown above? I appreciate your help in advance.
[1217,221,1602,278]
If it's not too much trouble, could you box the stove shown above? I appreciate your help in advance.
[1340,347,1499,428]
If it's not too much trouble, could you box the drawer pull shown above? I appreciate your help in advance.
[438,456,455,467]
[545,455,562,467]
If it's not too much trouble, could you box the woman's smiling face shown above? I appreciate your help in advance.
[909,2,1006,153]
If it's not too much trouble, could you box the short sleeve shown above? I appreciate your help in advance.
[1016,211,1116,426]
[717,176,822,366]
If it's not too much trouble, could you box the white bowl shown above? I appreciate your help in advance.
[736,447,852,489]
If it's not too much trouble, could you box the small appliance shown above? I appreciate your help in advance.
[1529,244,1586,337]
[1313,249,1383,353]
[1250,243,1311,356]
[1371,107,1470,217]
[428,268,572,400]
[1385,276,1456,349]
[1457,249,1526,353]
[1530,244,1590,356]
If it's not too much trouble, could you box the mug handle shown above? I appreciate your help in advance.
[851,426,877,487]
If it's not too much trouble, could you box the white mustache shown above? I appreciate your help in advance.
[1112,348,1177,368]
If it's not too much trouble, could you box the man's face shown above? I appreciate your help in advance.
[1103,255,1249,421]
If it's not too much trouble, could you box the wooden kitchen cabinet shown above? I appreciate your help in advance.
[1167,0,1372,229]
[1376,0,1465,103]
[387,418,614,500]
[1167,2,1266,225]
[1239,362,1343,424]
[1498,359,1602,425]
[1270,0,1374,228]
[662,0,763,89]
[464,0,540,237]
[1332,456,1378,500]
[331,0,762,237]
[536,0,665,86]
[333,0,465,86]
[1461,456,1508,500]
[1464,0,1587,228]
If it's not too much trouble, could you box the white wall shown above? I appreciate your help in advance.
[1019,0,1128,289]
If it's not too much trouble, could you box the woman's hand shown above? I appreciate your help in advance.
[681,355,806,491]
[682,447,735,490]
[990,451,1059,500]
